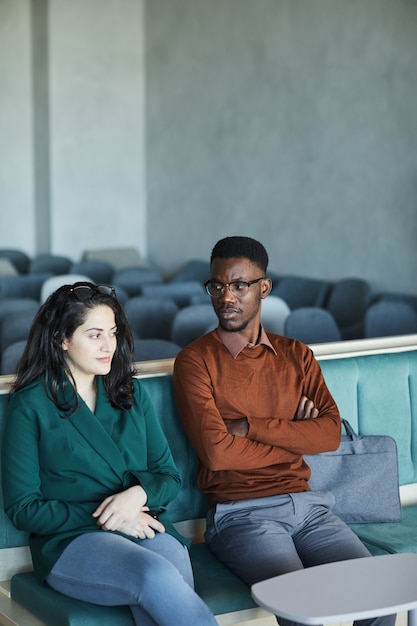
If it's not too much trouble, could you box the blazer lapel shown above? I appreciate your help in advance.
[67,379,128,483]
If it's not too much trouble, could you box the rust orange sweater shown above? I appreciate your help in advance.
[173,329,341,507]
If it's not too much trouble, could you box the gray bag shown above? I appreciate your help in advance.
[304,419,402,524]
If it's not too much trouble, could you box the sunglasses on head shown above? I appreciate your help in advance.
[67,283,116,301]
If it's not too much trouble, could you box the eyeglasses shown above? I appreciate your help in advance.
[205,277,265,298]
[67,283,116,301]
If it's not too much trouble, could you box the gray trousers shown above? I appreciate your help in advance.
[205,491,396,626]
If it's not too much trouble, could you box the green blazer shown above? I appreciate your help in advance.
[1,375,186,582]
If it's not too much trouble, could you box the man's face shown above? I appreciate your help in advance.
[209,257,271,335]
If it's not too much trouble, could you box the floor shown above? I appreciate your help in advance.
[231,613,408,626]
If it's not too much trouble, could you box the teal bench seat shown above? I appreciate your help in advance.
[9,543,257,626]
[349,504,417,556]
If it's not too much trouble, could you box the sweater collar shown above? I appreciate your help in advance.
[215,325,277,359]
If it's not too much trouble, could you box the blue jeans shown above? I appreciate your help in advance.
[46,531,217,626]
[205,491,396,626]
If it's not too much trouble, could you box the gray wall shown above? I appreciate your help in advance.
[1,1,416,293]
[146,0,417,292]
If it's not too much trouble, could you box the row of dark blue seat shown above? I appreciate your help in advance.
[1,251,417,375]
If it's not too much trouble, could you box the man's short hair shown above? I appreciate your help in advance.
[210,236,269,273]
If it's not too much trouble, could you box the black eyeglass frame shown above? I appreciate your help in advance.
[204,276,266,298]
[67,283,116,301]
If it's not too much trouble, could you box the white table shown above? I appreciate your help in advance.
[251,553,417,626]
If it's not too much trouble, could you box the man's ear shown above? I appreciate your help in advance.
[260,278,272,299]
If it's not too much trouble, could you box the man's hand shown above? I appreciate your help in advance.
[224,397,318,435]
[294,396,319,420]
[224,417,249,438]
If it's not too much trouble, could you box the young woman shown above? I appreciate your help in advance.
[1,282,216,626]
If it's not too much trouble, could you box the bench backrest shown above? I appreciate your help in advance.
[140,375,208,522]
[1,393,29,550]
[319,350,417,486]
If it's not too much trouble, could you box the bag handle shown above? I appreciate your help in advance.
[341,418,359,441]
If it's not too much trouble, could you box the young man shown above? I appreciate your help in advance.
[173,236,394,626]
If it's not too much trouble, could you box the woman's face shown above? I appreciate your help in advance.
[62,304,117,385]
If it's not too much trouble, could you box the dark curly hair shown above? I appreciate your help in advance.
[12,282,136,416]
[210,236,269,273]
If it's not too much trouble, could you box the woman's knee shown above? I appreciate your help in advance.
[48,534,185,605]
[141,534,194,588]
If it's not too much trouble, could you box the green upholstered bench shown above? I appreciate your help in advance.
[8,544,257,626]
[4,544,257,626]
[1,334,417,626]
[349,504,417,556]
[316,339,417,557]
